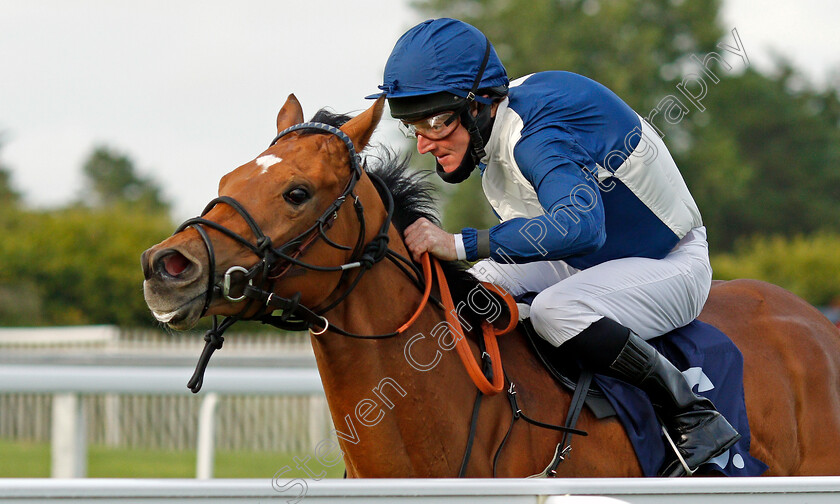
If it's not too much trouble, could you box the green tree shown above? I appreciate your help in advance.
[0,205,174,326]
[81,146,170,214]
[0,167,20,208]
[415,0,724,113]
[678,65,840,251]
[0,140,21,209]
[0,141,37,324]
[0,143,176,327]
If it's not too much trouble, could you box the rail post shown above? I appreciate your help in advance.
[50,393,87,478]
[196,393,220,479]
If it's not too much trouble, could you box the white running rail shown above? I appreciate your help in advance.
[2,477,840,503]
[0,365,323,478]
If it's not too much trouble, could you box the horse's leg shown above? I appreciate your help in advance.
[700,280,840,476]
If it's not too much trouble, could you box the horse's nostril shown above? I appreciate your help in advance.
[141,249,153,280]
[161,252,191,278]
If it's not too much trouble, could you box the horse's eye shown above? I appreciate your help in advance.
[284,187,310,205]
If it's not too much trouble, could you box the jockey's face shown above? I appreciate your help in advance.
[415,121,471,173]
[413,99,499,174]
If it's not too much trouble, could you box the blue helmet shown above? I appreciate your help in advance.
[369,18,509,120]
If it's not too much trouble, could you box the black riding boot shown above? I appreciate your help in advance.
[564,318,741,476]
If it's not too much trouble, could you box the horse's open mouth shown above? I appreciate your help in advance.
[147,291,206,330]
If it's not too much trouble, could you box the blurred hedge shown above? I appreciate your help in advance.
[0,204,173,327]
[711,233,840,306]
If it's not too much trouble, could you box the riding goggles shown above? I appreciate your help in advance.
[399,111,460,140]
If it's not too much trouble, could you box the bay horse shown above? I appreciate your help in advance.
[142,95,840,477]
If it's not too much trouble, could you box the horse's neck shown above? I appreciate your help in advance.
[311,178,425,362]
[309,225,430,399]
[309,227,482,476]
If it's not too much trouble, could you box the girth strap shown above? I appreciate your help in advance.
[489,378,588,478]
[536,370,593,478]
[457,336,493,478]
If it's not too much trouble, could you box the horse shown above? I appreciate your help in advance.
[141,94,840,477]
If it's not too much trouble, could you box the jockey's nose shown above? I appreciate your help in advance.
[416,134,436,155]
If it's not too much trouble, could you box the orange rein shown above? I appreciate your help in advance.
[397,253,518,396]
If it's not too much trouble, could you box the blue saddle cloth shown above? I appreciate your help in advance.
[591,319,768,477]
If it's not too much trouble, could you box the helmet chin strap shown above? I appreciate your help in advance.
[435,102,495,184]
[435,35,496,184]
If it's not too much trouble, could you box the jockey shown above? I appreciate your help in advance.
[369,18,740,476]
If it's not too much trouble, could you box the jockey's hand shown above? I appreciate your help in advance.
[403,217,457,262]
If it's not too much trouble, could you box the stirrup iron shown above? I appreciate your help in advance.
[661,425,695,476]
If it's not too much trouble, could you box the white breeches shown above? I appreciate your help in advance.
[468,227,713,346]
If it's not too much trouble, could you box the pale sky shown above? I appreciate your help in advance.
[1,0,837,220]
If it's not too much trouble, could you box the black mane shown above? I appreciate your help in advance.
[365,151,482,306]
[364,152,439,233]
[305,108,482,304]
[308,109,353,129]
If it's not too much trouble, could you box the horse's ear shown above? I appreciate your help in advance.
[340,97,385,151]
[276,94,304,133]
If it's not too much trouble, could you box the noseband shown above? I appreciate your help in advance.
[175,122,406,392]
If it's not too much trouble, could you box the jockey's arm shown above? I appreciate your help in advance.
[460,132,606,263]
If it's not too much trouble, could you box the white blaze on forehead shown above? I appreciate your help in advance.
[255,154,283,174]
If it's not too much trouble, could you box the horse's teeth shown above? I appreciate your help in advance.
[152,310,176,323]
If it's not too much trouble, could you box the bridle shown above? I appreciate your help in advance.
[175,122,428,393]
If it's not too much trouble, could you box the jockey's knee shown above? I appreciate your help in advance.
[692,261,713,318]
